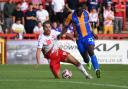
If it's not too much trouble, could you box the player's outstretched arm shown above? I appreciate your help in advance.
[36,48,42,64]
[57,28,67,40]
[92,31,98,40]
[65,33,76,41]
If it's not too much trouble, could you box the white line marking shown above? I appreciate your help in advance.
[0,79,128,89]
[0,70,50,72]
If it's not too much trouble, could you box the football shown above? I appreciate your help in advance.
[62,69,72,79]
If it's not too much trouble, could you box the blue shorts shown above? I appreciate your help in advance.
[76,35,95,54]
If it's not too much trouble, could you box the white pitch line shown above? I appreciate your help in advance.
[0,79,128,89]
[0,71,49,72]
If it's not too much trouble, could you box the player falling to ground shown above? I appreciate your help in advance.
[59,3,100,78]
[36,21,92,79]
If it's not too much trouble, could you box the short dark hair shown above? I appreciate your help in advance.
[29,2,33,6]
[16,18,21,22]
[77,3,83,9]
[39,4,43,6]
[75,3,83,12]
[43,20,51,28]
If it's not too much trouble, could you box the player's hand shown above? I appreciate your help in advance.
[57,34,61,40]
[72,37,76,42]
[92,32,98,40]
[93,34,98,40]
[33,64,39,69]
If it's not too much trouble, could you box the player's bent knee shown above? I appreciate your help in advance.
[73,61,80,66]
[66,54,80,66]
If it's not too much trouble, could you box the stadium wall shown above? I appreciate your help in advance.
[6,40,128,64]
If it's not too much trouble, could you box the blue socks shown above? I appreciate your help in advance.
[90,55,100,70]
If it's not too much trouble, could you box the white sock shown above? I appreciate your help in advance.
[77,64,89,76]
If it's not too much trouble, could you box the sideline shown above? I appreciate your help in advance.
[0,79,128,89]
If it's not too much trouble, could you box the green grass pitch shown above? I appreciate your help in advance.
[0,64,128,89]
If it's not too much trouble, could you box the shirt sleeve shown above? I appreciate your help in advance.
[110,11,114,20]
[22,25,26,33]
[11,24,15,30]
[55,30,61,36]
[45,10,49,16]
[65,13,72,28]
[37,35,44,49]
[103,10,107,20]
[62,0,65,6]
[52,30,60,38]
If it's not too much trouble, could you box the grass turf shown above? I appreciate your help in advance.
[0,64,128,89]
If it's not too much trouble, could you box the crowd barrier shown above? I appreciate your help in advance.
[0,33,39,40]
[97,34,128,39]
[0,33,128,40]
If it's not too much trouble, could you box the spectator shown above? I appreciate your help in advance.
[114,0,125,33]
[33,21,44,34]
[36,4,49,24]
[66,23,74,34]
[0,1,5,12]
[33,3,39,12]
[51,21,60,32]
[51,22,66,39]
[88,0,98,12]
[12,3,24,24]
[32,0,42,5]
[51,0,65,24]
[66,23,74,39]
[45,0,53,22]
[3,0,16,33]
[103,4,114,34]
[32,0,41,11]
[107,0,112,4]
[0,26,3,34]
[0,11,4,33]
[0,20,3,33]
[24,3,37,34]
[20,0,29,14]
[45,0,52,11]
[103,0,112,5]
[58,23,63,32]
[97,2,105,33]
[41,0,46,9]
[89,7,99,34]
[11,18,26,40]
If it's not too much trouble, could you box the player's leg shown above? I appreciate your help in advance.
[80,51,92,70]
[49,51,61,79]
[94,28,98,34]
[50,61,60,79]
[87,45,100,78]
[64,53,92,79]
[76,39,92,70]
